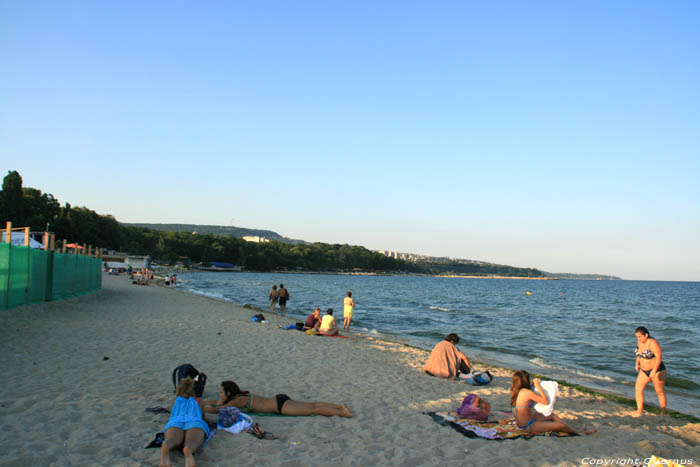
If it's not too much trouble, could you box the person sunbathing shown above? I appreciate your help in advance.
[160,377,210,467]
[203,381,353,418]
[319,308,339,336]
[303,307,322,331]
[424,333,472,379]
[510,370,596,435]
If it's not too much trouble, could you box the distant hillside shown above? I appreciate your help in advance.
[122,223,308,245]
[543,272,622,280]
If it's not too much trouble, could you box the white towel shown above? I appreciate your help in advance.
[217,413,253,434]
[533,381,558,416]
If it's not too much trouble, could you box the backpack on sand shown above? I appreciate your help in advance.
[172,363,207,398]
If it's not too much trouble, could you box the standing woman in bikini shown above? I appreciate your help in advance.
[510,370,596,435]
[203,381,353,418]
[634,326,667,416]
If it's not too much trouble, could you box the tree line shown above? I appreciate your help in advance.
[0,170,546,276]
[0,171,417,272]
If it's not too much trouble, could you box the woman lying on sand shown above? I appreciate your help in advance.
[510,370,596,435]
[203,381,353,418]
[160,378,210,467]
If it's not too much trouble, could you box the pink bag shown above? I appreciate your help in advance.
[456,393,491,420]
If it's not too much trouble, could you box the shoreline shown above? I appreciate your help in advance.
[1,274,698,465]
[169,274,699,420]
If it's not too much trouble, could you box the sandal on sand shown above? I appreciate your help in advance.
[248,423,278,440]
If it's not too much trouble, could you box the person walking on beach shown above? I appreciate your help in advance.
[278,284,290,316]
[269,285,278,313]
[634,326,667,416]
[343,291,355,330]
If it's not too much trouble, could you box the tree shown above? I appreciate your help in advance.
[0,170,25,225]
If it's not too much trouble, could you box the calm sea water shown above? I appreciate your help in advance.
[176,272,700,417]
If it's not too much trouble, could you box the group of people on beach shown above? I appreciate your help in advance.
[299,292,355,335]
[268,284,355,334]
[159,376,352,466]
[422,325,668,437]
[268,284,290,316]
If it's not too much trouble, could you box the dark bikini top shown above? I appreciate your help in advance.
[635,347,655,359]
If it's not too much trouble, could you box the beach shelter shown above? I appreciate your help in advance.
[1,231,45,249]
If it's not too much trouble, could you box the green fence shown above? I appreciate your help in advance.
[0,243,102,310]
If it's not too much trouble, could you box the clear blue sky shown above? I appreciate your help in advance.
[2,1,698,281]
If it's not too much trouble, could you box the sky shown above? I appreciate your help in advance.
[1,1,699,281]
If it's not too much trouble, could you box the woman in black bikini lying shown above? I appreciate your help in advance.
[203,381,353,418]
[634,326,667,416]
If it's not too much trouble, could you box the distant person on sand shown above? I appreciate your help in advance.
[343,291,355,330]
[278,284,290,316]
[424,333,472,379]
[511,370,597,435]
[160,377,210,467]
[634,326,667,416]
[269,285,278,313]
[303,307,322,331]
[319,308,339,336]
[203,380,353,417]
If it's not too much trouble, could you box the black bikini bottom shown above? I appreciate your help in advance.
[641,361,666,377]
[275,394,291,413]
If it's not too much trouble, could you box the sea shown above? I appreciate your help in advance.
[174,271,700,418]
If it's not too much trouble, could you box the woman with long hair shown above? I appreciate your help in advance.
[160,378,210,467]
[203,381,353,418]
[634,326,667,416]
[510,370,596,435]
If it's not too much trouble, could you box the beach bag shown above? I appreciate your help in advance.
[251,313,266,322]
[172,364,207,398]
[460,370,493,386]
[218,406,242,428]
[295,322,304,331]
[456,393,491,421]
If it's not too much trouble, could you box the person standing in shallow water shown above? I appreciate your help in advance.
[343,291,355,330]
[269,285,278,313]
[633,326,667,416]
[278,284,290,316]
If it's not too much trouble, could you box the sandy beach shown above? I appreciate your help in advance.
[1,274,698,467]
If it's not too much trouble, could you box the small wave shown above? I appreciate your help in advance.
[187,288,226,300]
[429,306,454,312]
[528,358,614,382]
[666,376,700,391]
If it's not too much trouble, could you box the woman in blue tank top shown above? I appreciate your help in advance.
[160,378,210,467]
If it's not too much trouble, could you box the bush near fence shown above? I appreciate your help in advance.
[0,243,102,310]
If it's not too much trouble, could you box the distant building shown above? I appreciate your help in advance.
[243,236,270,243]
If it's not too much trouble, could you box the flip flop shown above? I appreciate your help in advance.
[248,423,278,440]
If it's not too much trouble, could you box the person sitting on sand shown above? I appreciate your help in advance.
[424,333,472,379]
[510,370,596,435]
[160,377,211,467]
[203,381,353,418]
[319,308,339,336]
[303,307,322,331]
[634,326,667,416]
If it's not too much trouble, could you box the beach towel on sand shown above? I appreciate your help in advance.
[427,411,577,440]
